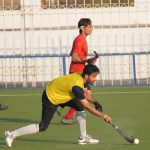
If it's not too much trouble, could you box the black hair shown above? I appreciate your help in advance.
[82,64,100,77]
[78,18,92,34]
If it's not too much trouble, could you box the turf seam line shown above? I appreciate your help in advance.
[0,91,150,97]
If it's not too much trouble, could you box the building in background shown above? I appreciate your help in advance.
[0,0,150,88]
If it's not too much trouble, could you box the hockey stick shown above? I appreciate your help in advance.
[97,109,138,144]
[86,51,99,64]
[93,51,99,58]
[111,122,136,143]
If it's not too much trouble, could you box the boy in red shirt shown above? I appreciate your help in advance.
[61,18,102,124]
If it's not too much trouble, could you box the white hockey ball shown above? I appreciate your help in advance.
[134,138,139,144]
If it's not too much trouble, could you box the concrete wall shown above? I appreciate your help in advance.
[0,0,150,87]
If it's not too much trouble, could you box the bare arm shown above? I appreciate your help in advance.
[84,89,95,103]
[79,99,112,123]
[72,52,98,64]
[71,52,86,63]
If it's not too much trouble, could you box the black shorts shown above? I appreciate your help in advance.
[39,90,58,131]
[59,98,84,111]
[39,90,84,131]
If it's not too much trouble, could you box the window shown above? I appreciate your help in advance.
[41,0,134,9]
[0,0,21,10]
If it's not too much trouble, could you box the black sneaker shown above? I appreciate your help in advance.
[0,104,8,110]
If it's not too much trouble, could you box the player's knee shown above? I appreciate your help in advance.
[39,123,48,132]
[76,111,86,118]
[39,126,48,132]
[75,103,84,111]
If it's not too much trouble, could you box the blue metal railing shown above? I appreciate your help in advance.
[0,51,150,88]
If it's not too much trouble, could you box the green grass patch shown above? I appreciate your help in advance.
[0,86,150,150]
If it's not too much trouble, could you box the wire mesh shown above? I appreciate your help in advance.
[0,0,150,88]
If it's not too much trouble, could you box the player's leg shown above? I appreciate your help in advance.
[5,90,57,147]
[62,99,86,136]
[61,84,91,125]
[64,107,76,119]
[64,99,99,144]
[61,107,76,124]
[39,90,58,131]
[5,124,39,147]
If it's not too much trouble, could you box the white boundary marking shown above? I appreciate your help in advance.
[0,91,150,97]
[92,91,150,95]
[0,94,41,97]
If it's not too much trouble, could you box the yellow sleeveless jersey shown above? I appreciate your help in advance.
[46,73,84,105]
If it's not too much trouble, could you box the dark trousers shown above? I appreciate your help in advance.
[39,90,84,132]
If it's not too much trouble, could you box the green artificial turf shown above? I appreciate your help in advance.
[0,86,149,150]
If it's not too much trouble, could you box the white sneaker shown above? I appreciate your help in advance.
[78,135,99,145]
[5,131,14,147]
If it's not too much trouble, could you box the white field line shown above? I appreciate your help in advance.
[0,93,41,97]
[92,91,150,95]
[0,91,150,97]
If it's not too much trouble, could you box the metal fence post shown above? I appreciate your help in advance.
[62,56,67,75]
[132,54,137,85]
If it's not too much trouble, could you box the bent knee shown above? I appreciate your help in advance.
[39,127,48,132]
[39,124,48,132]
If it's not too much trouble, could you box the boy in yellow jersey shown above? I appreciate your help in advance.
[5,64,112,147]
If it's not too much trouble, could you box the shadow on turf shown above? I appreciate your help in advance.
[0,137,9,148]
[0,118,66,125]
[16,138,77,144]
[0,117,38,123]
[14,138,135,145]
[0,136,133,147]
